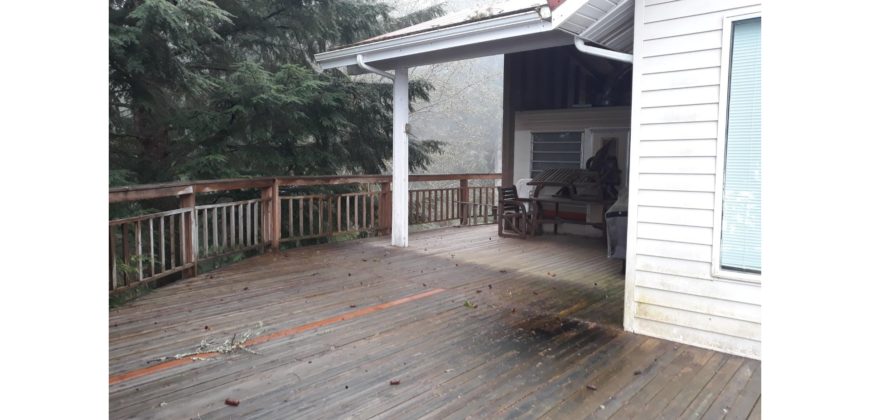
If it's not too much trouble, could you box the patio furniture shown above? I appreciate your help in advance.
[497,185,532,238]
[525,142,621,237]
[605,189,628,260]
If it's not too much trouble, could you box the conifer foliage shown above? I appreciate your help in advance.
[110,0,445,185]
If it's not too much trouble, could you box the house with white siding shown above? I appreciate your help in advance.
[315,0,762,359]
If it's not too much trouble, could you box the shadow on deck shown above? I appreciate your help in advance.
[109,225,760,419]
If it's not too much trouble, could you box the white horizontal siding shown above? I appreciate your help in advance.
[637,139,717,156]
[645,4,762,39]
[637,222,713,245]
[636,190,714,209]
[643,49,721,74]
[635,303,760,341]
[639,103,719,124]
[632,318,760,359]
[627,0,762,359]
[645,0,678,6]
[636,174,715,192]
[634,269,761,305]
[642,68,720,91]
[639,121,718,140]
[636,238,712,262]
[638,156,716,174]
[645,0,761,23]
[635,286,761,323]
[636,206,713,227]
[642,30,722,57]
[640,86,719,107]
[635,255,712,279]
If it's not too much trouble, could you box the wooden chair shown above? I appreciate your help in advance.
[497,185,532,238]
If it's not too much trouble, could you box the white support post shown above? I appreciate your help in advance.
[391,67,409,247]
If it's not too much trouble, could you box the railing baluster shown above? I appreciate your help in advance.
[308,196,315,236]
[247,202,253,246]
[441,189,446,221]
[230,205,236,248]
[222,206,227,249]
[484,187,489,224]
[369,192,375,229]
[318,197,323,236]
[170,215,176,269]
[361,194,366,231]
[135,220,143,283]
[345,194,350,231]
[254,201,260,245]
[336,196,342,233]
[287,197,296,238]
[160,216,165,272]
[122,223,130,286]
[109,225,116,291]
[438,188,446,221]
[327,196,334,236]
[212,208,219,250]
[180,212,186,265]
[353,194,358,230]
[298,198,304,237]
[202,209,209,255]
[149,218,155,277]
[239,203,245,247]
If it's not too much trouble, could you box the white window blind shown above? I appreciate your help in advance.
[530,131,583,179]
[721,17,761,273]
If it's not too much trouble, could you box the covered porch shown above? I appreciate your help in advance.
[109,225,760,419]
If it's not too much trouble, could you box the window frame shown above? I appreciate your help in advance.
[529,130,584,179]
[712,10,762,283]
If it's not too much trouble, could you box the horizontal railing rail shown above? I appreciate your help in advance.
[109,173,501,294]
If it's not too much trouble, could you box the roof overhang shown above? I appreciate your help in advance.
[316,9,564,72]
[314,0,633,72]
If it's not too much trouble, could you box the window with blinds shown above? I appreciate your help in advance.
[530,131,583,179]
[720,17,761,273]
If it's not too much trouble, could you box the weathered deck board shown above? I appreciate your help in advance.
[109,225,760,419]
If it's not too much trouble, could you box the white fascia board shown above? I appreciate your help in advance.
[314,10,553,70]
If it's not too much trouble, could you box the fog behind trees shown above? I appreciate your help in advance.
[395,0,504,175]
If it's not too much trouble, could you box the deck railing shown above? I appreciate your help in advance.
[109,174,501,294]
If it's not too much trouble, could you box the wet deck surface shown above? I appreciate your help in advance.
[109,225,760,419]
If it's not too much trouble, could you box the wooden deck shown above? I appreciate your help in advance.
[109,225,761,419]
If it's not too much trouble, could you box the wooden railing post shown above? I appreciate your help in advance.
[379,182,392,235]
[459,179,469,226]
[260,182,278,251]
[180,193,197,278]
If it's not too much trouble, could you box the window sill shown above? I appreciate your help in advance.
[712,267,762,284]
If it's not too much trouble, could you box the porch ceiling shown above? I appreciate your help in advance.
[314,0,634,72]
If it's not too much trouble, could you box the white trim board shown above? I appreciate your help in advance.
[711,9,762,284]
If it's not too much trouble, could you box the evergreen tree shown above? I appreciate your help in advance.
[109,0,445,186]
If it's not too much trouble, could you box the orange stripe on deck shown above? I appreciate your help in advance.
[109,288,446,385]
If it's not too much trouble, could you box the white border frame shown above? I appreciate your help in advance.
[712,9,763,283]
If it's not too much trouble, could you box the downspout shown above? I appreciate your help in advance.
[356,54,395,80]
[574,38,633,64]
